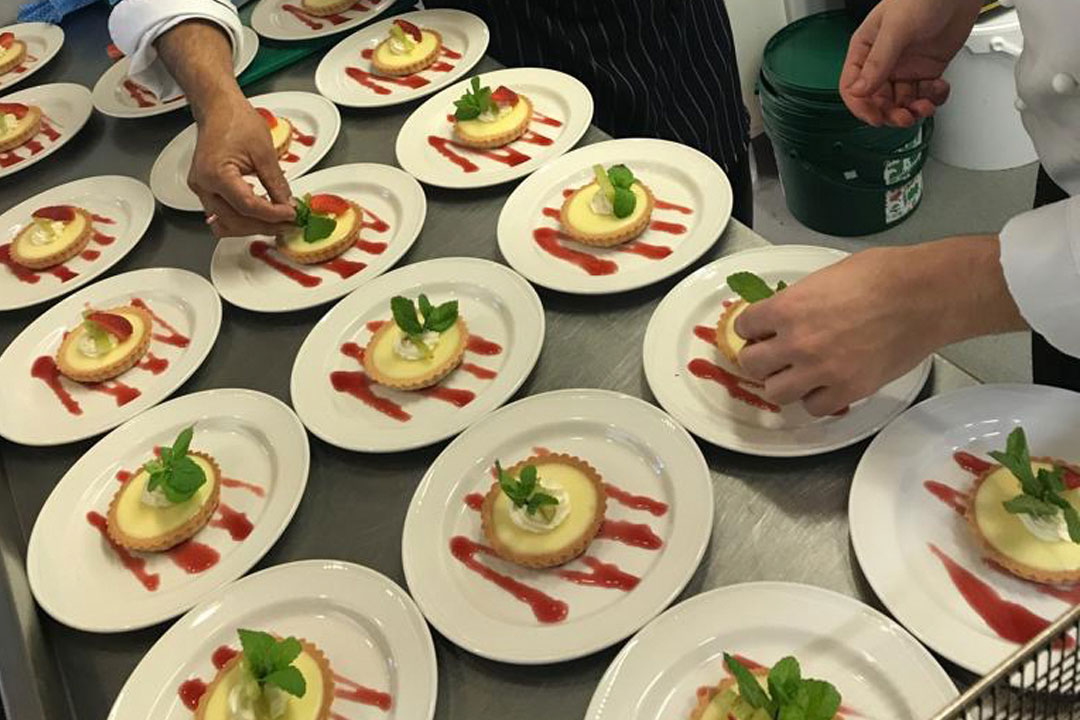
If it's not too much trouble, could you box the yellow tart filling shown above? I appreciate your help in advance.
[0,107,36,143]
[722,302,749,357]
[60,309,148,373]
[490,460,600,557]
[113,455,217,539]
[368,320,463,381]
[0,42,24,69]
[12,212,89,261]
[269,116,293,152]
[199,651,327,720]
[280,206,356,253]
[374,30,440,70]
[565,183,650,235]
[455,99,529,141]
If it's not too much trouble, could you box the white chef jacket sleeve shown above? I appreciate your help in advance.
[108,0,242,100]
[999,195,1080,358]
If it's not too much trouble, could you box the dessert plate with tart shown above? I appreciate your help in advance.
[291,257,544,453]
[498,138,732,294]
[27,388,310,632]
[0,22,65,93]
[212,163,425,312]
[150,90,340,211]
[396,67,592,189]
[850,383,1080,674]
[315,10,488,108]
[402,388,713,663]
[584,582,956,720]
[0,175,154,311]
[93,27,259,119]
[0,82,92,179]
[0,268,221,446]
[643,245,931,457]
[104,560,436,720]
[251,0,395,41]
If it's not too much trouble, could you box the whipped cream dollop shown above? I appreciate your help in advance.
[388,36,410,54]
[140,483,175,508]
[28,220,65,246]
[2,112,18,130]
[590,188,614,216]
[477,104,513,124]
[228,672,288,720]
[393,330,441,361]
[1018,510,1073,543]
[509,479,571,533]
[76,331,116,358]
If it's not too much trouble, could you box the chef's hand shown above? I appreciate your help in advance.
[840,0,982,127]
[733,238,1027,416]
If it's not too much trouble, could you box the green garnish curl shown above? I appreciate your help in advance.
[390,294,458,357]
[591,163,638,219]
[143,426,206,504]
[497,461,558,520]
[453,76,497,121]
[81,312,114,355]
[723,654,841,720]
[237,629,307,698]
[727,272,787,304]
[389,23,415,51]
[293,193,336,244]
[992,427,1080,542]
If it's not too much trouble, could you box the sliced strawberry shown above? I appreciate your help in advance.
[86,312,133,341]
[0,33,14,49]
[255,107,278,128]
[394,19,423,43]
[491,86,519,107]
[0,103,29,119]
[309,193,350,216]
[32,205,76,223]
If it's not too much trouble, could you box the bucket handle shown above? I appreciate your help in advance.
[785,137,930,191]
[990,36,1022,57]
[827,116,935,163]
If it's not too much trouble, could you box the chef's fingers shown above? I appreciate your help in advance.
[250,136,294,208]
[894,80,916,109]
[885,106,917,127]
[916,78,950,106]
[212,164,295,226]
[733,299,780,343]
[907,98,937,119]
[850,13,908,97]
[762,367,820,407]
[802,385,855,418]
[199,192,293,239]
[738,340,791,382]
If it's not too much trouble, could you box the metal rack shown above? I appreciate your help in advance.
[931,605,1080,719]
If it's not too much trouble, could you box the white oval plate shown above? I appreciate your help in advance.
[850,384,1080,674]
[150,90,340,212]
[396,67,593,189]
[27,389,309,633]
[252,0,395,42]
[0,175,155,311]
[0,22,64,93]
[0,82,92,180]
[643,245,931,457]
[212,163,425,313]
[92,27,259,119]
[402,388,713,664]
[291,257,543,452]
[104,560,436,720]
[0,268,222,446]
[315,9,488,109]
[585,582,956,720]
[498,138,732,295]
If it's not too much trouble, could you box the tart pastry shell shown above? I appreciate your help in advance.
[0,104,41,152]
[0,41,26,75]
[272,116,293,158]
[559,182,655,247]
[480,452,607,569]
[362,316,467,390]
[966,455,1080,585]
[10,207,94,269]
[300,0,355,16]
[371,30,443,76]
[715,299,747,365]
[452,96,533,149]
[55,305,153,383]
[106,451,222,552]
[276,202,361,265]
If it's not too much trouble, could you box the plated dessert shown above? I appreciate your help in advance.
[715,272,785,365]
[0,100,41,151]
[257,107,294,158]
[0,31,27,75]
[277,193,360,264]
[363,293,466,390]
[451,75,531,149]
[480,453,607,568]
[692,655,841,720]
[372,19,442,76]
[299,0,354,17]
[106,425,222,552]
[560,163,654,247]
[8,205,93,269]
[56,305,152,382]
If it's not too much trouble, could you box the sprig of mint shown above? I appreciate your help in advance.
[496,461,558,520]
[143,426,206,504]
[727,272,788,304]
[237,629,307,698]
[592,163,638,219]
[390,294,458,357]
[992,427,1080,542]
[724,654,841,720]
[453,76,496,121]
[293,193,336,244]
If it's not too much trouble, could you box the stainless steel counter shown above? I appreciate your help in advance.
[0,4,986,719]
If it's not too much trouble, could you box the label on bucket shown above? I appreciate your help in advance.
[886,173,923,223]
[883,127,922,184]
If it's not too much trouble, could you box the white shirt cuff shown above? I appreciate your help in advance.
[108,0,242,100]
[1000,196,1080,358]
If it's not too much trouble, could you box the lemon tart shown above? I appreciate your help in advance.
[0,32,26,76]
[452,78,532,149]
[56,306,152,383]
[300,0,353,17]
[693,656,841,720]
[716,300,749,365]
[561,164,654,247]
[9,205,93,269]
[481,453,606,569]
[0,102,41,152]
[372,19,442,76]
[257,108,293,158]
[277,193,360,265]
[106,428,221,552]
[363,294,466,390]
[196,631,334,720]
[966,429,1080,584]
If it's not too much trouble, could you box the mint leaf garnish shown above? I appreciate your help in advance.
[612,186,636,219]
[293,194,336,244]
[608,164,635,189]
[725,655,841,720]
[727,272,787,303]
[143,426,205,503]
[389,295,459,355]
[237,629,307,699]
[993,427,1080,541]
[496,461,560,518]
[454,76,495,121]
[724,654,771,711]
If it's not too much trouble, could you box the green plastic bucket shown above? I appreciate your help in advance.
[760,11,930,236]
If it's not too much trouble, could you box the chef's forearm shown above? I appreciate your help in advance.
[156,20,247,123]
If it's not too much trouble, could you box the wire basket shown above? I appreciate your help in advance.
[930,604,1080,719]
